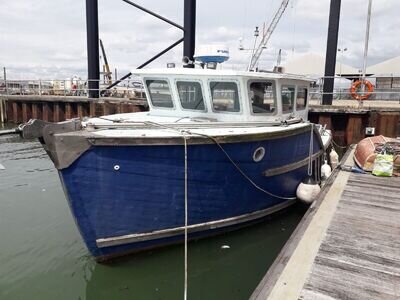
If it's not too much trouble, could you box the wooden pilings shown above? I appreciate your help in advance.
[2,95,147,124]
[0,98,6,123]
[376,112,400,138]
[345,114,363,145]
[2,96,399,144]
[310,108,400,145]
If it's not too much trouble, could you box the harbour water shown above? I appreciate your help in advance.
[0,124,306,300]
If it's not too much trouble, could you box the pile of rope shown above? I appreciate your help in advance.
[374,141,400,156]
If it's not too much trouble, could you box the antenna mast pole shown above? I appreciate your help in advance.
[361,0,373,88]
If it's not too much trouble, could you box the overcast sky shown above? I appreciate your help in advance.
[0,0,398,79]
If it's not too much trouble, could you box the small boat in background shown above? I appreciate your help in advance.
[354,135,400,175]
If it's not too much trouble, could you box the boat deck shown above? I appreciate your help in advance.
[250,147,400,299]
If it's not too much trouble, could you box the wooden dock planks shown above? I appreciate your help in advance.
[300,173,400,300]
[251,148,400,300]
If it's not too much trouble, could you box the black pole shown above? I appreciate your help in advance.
[183,0,196,68]
[86,0,100,98]
[122,0,184,31]
[103,38,184,93]
[322,0,341,105]
[101,72,132,95]
[137,38,184,69]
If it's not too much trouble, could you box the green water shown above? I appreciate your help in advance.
[0,126,306,300]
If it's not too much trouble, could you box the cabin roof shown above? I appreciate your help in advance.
[132,68,313,82]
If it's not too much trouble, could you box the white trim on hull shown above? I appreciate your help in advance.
[96,199,296,248]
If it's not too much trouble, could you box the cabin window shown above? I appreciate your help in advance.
[281,86,295,113]
[249,81,276,114]
[210,81,240,112]
[176,81,205,110]
[296,87,308,110]
[146,79,174,108]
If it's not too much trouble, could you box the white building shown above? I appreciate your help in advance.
[367,56,400,91]
[283,53,358,78]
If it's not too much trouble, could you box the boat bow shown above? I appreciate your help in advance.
[19,118,91,169]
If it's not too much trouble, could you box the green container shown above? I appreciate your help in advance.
[372,154,394,177]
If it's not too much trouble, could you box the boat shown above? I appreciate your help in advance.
[354,135,400,175]
[20,68,331,261]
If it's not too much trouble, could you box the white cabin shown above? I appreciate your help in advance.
[133,68,311,123]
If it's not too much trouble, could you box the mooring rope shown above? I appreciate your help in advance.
[191,131,297,201]
[144,120,314,298]
[307,123,314,177]
[144,121,297,201]
[182,134,188,300]
[315,152,321,183]
[321,128,347,150]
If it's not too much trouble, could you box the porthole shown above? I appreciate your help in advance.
[253,147,265,162]
[114,165,120,171]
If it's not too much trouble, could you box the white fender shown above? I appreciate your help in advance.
[321,160,332,180]
[296,176,321,204]
[330,148,339,169]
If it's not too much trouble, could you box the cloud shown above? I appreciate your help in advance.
[0,0,399,79]
[296,0,329,21]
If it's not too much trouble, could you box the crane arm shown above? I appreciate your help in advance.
[100,39,112,84]
[248,0,289,71]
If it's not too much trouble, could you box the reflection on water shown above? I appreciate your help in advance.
[0,130,306,300]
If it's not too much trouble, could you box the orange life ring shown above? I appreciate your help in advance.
[350,80,374,101]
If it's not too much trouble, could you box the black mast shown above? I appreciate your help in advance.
[103,0,197,92]
[86,0,100,98]
[183,0,196,68]
[322,0,341,105]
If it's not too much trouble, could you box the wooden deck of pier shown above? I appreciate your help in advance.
[251,148,400,300]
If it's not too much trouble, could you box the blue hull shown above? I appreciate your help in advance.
[59,130,321,260]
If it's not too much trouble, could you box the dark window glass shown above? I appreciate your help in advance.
[146,80,173,108]
[176,81,205,110]
[210,82,240,112]
[249,81,276,114]
[281,86,295,113]
[296,88,308,110]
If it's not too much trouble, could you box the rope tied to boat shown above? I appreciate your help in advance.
[182,132,189,300]
[307,124,314,177]
[145,121,296,201]
[320,127,347,150]
[190,131,296,201]
[145,121,312,297]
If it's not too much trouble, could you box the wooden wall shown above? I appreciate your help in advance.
[4,97,147,124]
[3,96,400,146]
[309,110,400,146]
